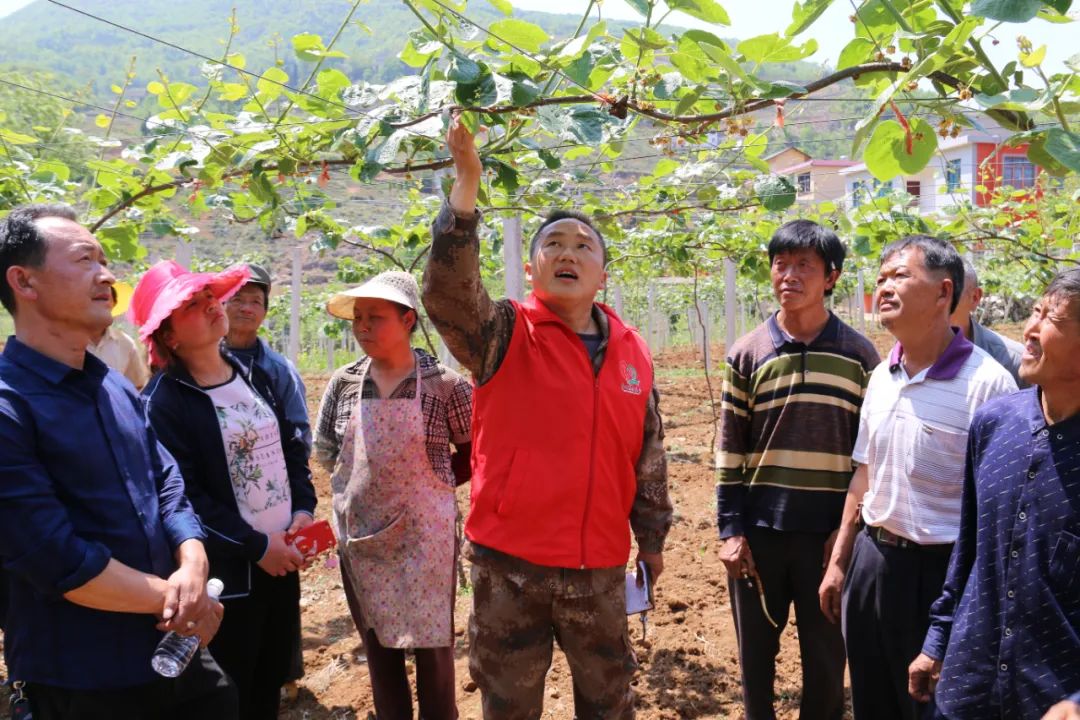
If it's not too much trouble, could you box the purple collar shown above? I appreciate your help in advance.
[888,327,974,381]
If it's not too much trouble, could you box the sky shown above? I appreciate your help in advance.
[0,0,1076,72]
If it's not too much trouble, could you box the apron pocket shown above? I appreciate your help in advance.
[345,512,410,562]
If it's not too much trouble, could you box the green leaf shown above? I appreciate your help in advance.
[1026,135,1069,176]
[0,128,37,145]
[864,118,938,181]
[31,159,70,183]
[97,223,143,262]
[256,67,290,100]
[666,0,731,25]
[216,83,248,102]
[487,0,513,15]
[94,114,111,129]
[110,84,123,94]
[317,69,351,99]
[738,33,818,64]
[1043,0,1072,11]
[293,33,327,62]
[624,27,670,50]
[489,19,550,53]
[1043,128,1080,173]
[448,53,482,84]
[754,175,796,211]
[623,0,651,17]
[670,52,709,83]
[837,37,875,70]
[786,0,833,36]
[970,0,1042,22]
[147,81,165,95]
[1019,44,1046,67]
[510,77,541,106]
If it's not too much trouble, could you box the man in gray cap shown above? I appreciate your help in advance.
[223,262,311,696]
[224,263,310,448]
[949,258,1028,388]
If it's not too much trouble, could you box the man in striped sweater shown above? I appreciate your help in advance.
[716,220,880,720]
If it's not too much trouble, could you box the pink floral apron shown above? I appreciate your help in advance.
[331,360,456,648]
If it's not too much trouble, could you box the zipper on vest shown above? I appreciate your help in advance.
[580,376,601,569]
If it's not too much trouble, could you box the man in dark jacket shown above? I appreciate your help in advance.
[0,204,235,719]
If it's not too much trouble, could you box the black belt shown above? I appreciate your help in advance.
[865,526,953,554]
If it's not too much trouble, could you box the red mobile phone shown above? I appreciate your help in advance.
[285,520,337,558]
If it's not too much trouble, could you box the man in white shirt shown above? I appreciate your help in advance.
[818,235,1016,720]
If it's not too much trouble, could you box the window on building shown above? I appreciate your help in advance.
[851,180,865,208]
[1002,155,1036,189]
[946,159,962,192]
[906,180,921,197]
[873,179,894,197]
[797,173,811,194]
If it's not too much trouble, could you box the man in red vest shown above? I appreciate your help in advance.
[423,116,673,718]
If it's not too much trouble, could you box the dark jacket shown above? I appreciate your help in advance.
[142,351,316,599]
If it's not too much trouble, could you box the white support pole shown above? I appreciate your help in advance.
[502,215,524,301]
[724,258,737,350]
[856,268,866,333]
[174,239,193,270]
[288,247,301,365]
[612,287,624,318]
[646,283,657,352]
[326,338,335,372]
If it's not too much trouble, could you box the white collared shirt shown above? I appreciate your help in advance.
[853,338,1016,543]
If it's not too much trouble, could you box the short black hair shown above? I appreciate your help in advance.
[0,204,78,315]
[880,234,965,314]
[767,220,846,297]
[1043,268,1080,320]
[390,300,419,336]
[528,210,608,267]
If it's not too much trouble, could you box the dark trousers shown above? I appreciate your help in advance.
[842,529,952,720]
[209,566,301,720]
[728,526,846,720]
[27,649,237,720]
[341,563,458,720]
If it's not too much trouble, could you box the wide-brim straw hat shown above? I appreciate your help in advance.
[129,260,251,344]
[326,271,420,320]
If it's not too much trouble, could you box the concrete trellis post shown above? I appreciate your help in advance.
[288,247,301,365]
[856,268,866,333]
[174,239,193,270]
[503,215,524,301]
[646,283,657,352]
[724,258,737,350]
[612,287,624,318]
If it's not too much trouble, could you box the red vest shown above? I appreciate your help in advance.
[465,294,653,568]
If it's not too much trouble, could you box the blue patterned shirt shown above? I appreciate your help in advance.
[923,387,1080,719]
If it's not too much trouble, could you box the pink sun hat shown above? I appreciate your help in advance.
[129,260,251,352]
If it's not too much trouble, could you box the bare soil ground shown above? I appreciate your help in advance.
[0,320,1025,719]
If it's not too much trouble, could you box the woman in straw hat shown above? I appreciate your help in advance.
[131,260,317,720]
[314,270,472,720]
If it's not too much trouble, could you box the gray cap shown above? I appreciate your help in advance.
[245,263,272,288]
[326,271,420,320]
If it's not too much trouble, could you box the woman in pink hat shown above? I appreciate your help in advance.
[314,270,472,720]
[131,260,317,720]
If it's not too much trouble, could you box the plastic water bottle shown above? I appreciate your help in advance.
[151,578,224,678]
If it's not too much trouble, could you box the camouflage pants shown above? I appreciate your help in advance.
[467,547,637,720]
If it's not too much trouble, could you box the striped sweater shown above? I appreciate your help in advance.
[716,312,880,537]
